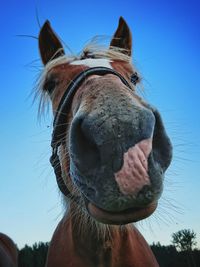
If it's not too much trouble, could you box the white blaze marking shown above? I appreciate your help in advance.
[114,138,152,196]
[71,58,112,68]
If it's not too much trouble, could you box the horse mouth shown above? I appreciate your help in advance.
[85,198,157,225]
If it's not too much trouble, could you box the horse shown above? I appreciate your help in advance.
[37,17,172,267]
[0,233,18,267]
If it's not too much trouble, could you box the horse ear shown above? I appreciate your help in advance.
[39,20,65,65]
[110,17,132,56]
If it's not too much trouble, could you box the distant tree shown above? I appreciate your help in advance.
[151,242,177,267]
[18,245,34,267]
[172,229,197,251]
[18,242,49,267]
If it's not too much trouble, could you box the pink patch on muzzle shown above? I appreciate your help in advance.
[114,138,152,196]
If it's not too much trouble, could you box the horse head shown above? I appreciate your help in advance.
[38,17,172,226]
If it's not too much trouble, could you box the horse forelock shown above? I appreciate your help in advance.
[34,43,136,117]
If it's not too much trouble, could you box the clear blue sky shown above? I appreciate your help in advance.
[0,0,199,249]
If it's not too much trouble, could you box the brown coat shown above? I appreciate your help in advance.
[0,233,18,267]
[46,213,159,267]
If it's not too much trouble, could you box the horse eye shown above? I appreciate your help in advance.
[130,72,139,85]
[44,80,57,95]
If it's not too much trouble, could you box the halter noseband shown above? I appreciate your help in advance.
[50,66,132,198]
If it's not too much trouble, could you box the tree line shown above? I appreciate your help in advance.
[18,229,199,267]
[18,242,49,267]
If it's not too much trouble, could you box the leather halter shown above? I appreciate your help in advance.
[50,66,133,198]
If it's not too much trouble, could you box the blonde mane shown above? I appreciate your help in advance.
[35,42,135,116]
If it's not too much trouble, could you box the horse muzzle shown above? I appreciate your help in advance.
[69,95,172,224]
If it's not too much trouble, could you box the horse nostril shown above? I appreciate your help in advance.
[70,115,100,171]
[137,185,154,203]
[152,110,173,171]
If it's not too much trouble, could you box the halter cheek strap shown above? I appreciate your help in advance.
[50,66,132,198]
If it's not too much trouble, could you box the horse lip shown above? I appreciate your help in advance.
[84,197,157,225]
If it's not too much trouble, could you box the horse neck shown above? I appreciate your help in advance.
[71,203,160,267]
[46,203,159,267]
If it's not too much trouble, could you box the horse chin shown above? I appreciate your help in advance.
[84,198,157,225]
